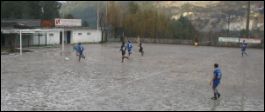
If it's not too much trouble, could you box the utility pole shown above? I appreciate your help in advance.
[106,1,108,23]
[246,1,250,38]
[227,13,230,37]
[105,1,108,42]
[97,3,99,44]
[190,14,192,40]
[123,13,125,43]
[189,6,193,40]
[155,1,157,43]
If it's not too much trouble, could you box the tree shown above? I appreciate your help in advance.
[1,1,60,20]
[23,1,42,19]
[98,10,106,42]
[107,1,122,39]
[1,1,25,19]
[64,14,74,19]
[128,1,139,14]
[41,1,61,20]
[82,20,89,27]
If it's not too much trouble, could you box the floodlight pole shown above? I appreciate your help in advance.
[97,3,99,44]
[45,31,47,46]
[20,30,22,55]
[58,30,60,45]
[62,29,64,51]
[246,1,250,39]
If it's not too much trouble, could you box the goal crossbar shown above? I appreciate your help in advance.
[1,29,64,55]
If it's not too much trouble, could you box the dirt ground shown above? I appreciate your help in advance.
[1,42,264,111]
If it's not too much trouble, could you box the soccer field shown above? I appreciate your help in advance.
[1,42,264,111]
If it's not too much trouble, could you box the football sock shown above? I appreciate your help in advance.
[214,93,218,99]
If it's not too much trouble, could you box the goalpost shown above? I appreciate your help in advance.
[18,29,64,55]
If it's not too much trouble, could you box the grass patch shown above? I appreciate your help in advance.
[1,48,10,52]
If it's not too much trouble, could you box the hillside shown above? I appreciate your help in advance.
[59,1,219,27]
[59,1,263,30]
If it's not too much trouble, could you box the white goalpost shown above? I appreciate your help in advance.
[18,29,64,55]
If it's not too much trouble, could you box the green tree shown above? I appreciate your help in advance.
[42,1,61,20]
[1,1,60,20]
[64,14,74,19]
[21,1,42,19]
[128,1,139,14]
[108,1,122,39]
[1,1,25,19]
[82,20,89,27]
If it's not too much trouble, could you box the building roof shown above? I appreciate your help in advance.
[1,19,41,27]
[44,27,101,30]
[1,29,64,34]
[1,21,33,30]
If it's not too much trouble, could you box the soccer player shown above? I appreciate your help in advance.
[78,43,86,61]
[241,40,248,57]
[120,42,129,62]
[137,41,144,56]
[126,41,133,56]
[195,36,198,46]
[210,63,222,100]
[73,44,85,59]
[72,44,79,55]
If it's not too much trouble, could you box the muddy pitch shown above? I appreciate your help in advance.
[1,42,264,111]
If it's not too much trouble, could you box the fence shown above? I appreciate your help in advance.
[122,37,264,48]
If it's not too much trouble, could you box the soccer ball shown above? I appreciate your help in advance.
[66,57,69,60]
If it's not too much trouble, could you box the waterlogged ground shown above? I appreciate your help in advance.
[1,43,264,111]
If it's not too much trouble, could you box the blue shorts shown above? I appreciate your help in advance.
[213,82,220,88]
[242,47,246,51]
[79,51,83,55]
[128,49,131,52]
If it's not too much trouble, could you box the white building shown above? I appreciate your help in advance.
[31,27,102,45]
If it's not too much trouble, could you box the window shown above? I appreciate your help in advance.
[78,33,82,36]
[49,33,54,37]
[87,33,90,35]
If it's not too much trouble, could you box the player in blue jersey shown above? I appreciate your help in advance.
[78,43,86,62]
[73,44,85,59]
[126,41,133,56]
[72,44,79,55]
[210,63,222,100]
[241,40,248,57]
[120,42,129,63]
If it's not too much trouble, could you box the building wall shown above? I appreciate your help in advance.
[1,26,13,30]
[71,29,102,43]
[30,29,102,45]
[31,31,60,45]
[9,29,102,46]
[32,34,46,45]
[47,32,60,44]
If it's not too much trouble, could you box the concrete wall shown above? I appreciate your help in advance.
[71,29,101,43]
[120,37,264,48]
[108,37,120,42]
[47,32,60,44]
[32,34,47,45]
[30,29,102,45]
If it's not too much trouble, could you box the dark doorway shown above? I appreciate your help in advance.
[67,31,71,43]
[60,32,62,44]
[1,34,5,46]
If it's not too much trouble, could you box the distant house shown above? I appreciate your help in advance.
[1,19,103,49]
[1,19,40,48]
[1,19,41,29]
[35,27,102,45]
